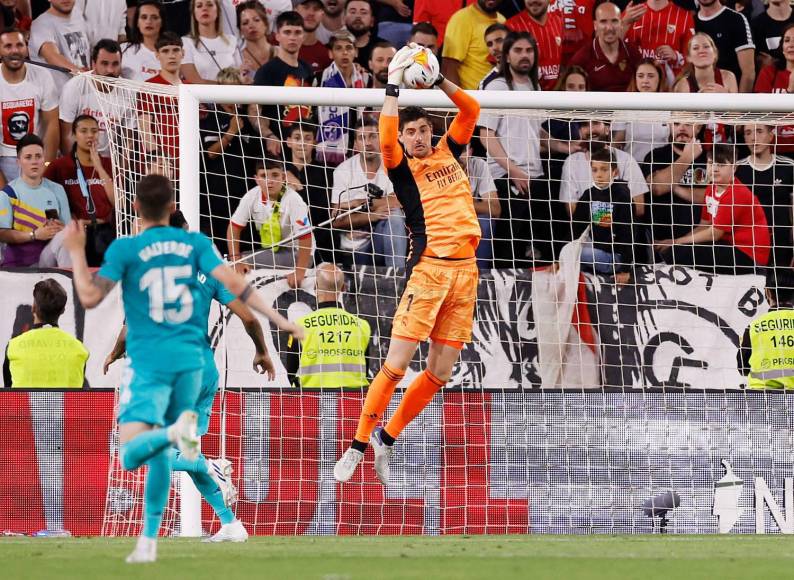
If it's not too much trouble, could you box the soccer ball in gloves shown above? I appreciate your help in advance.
[402,48,440,89]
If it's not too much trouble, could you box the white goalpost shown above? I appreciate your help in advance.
[91,75,794,537]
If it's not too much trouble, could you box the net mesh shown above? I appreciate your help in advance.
[90,75,794,536]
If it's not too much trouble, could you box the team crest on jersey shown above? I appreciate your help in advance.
[555,36,562,46]
[667,24,676,34]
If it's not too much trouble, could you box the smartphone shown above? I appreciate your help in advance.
[45,209,59,221]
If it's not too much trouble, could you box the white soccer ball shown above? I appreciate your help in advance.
[403,48,440,89]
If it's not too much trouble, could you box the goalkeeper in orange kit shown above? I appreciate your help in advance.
[334,45,481,485]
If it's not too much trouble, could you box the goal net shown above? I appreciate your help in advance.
[89,74,794,536]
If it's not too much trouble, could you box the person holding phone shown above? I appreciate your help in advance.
[0,134,72,268]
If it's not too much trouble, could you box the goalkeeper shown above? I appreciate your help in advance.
[335,45,481,484]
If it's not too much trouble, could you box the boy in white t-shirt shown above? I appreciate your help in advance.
[227,159,314,288]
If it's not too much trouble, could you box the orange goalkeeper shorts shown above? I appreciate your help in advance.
[392,256,479,344]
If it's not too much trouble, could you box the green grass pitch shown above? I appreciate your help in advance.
[3,535,793,579]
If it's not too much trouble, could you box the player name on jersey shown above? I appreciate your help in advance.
[138,240,194,262]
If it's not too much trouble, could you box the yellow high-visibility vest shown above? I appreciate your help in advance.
[8,326,88,388]
[748,308,794,389]
[297,306,370,389]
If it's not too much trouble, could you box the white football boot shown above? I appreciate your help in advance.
[125,536,157,564]
[167,411,199,461]
[333,448,364,482]
[207,458,238,506]
[371,427,393,486]
[203,520,249,543]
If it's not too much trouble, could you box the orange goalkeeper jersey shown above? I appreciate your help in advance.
[379,88,482,266]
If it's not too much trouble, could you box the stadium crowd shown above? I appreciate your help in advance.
[0,0,791,281]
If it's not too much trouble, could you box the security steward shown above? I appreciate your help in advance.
[3,278,88,388]
[738,271,794,389]
[284,263,371,388]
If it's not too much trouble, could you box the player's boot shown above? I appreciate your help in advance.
[371,427,393,485]
[203,520,249,543]
[333,448,364,482]
[125,536,157,564]
[167,410,200,461]
[207,458,238,507]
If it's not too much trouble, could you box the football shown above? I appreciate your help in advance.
[402,47,440,89]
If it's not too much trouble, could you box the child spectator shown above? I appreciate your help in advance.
[656,143,770,275]
[571,147,635,276]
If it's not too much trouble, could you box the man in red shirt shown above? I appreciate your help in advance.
[625,0,694,76]
[569,1,642,91]
[656,143,770,275]
[549,0,594,62]
[296,0,332,74]
[506,0,563,90]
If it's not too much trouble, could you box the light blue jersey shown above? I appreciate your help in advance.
[194,272,236,435]
[99,226,224,375]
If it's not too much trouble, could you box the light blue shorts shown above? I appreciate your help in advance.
[117,362,202,427]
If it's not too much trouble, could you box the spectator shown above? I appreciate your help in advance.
[3,278,88,388]
[543,66,588,184]
[181,0,241,84]
[331,117,406,268]
[0,27,58,185]
[736,124,794,276]
[641,118,709,244]
[284,122,336,263]
[569,1,642,92]
[0,134,71,268]
[655,143,769,275]
[283,262,370,388]
[237,1,275,82]
[673,32,738,93]
[549,0,593,62]
[227,159,314,287]
[559,120,648,219]
[478,21,508,88]
[0,0,31,31]
[479,31,548,265]
[29,0,91,89]
[199,66,266,250]
[74,0,126,46]
[295,0,332,74]
[345,0,384,68]
[408,20,437,55]
[366,39,394,88]
[505,0,563,90]
[60,39,131,157]
[414,0,476,45]
[737,270,794,390]
[461,144,500,270]
[552,64,587,91]
[316,0,344,43]
[612,59,670,163]
[442,0,504,90]
[695,0,755,92]
[253,11,313,155]
[755,23,794,94]
[752,0,794,70]
[316,29,366,166]
[754,25,794,155]
[625,0,694,77]
[570,147,635,276]
[137,32,186,161]
[44,114,115,266]
[120,0,164,82]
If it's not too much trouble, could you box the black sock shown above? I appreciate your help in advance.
[351,438,367,453]
[380,429,395,447]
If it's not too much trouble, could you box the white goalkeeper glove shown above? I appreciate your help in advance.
[387,44,422,87]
